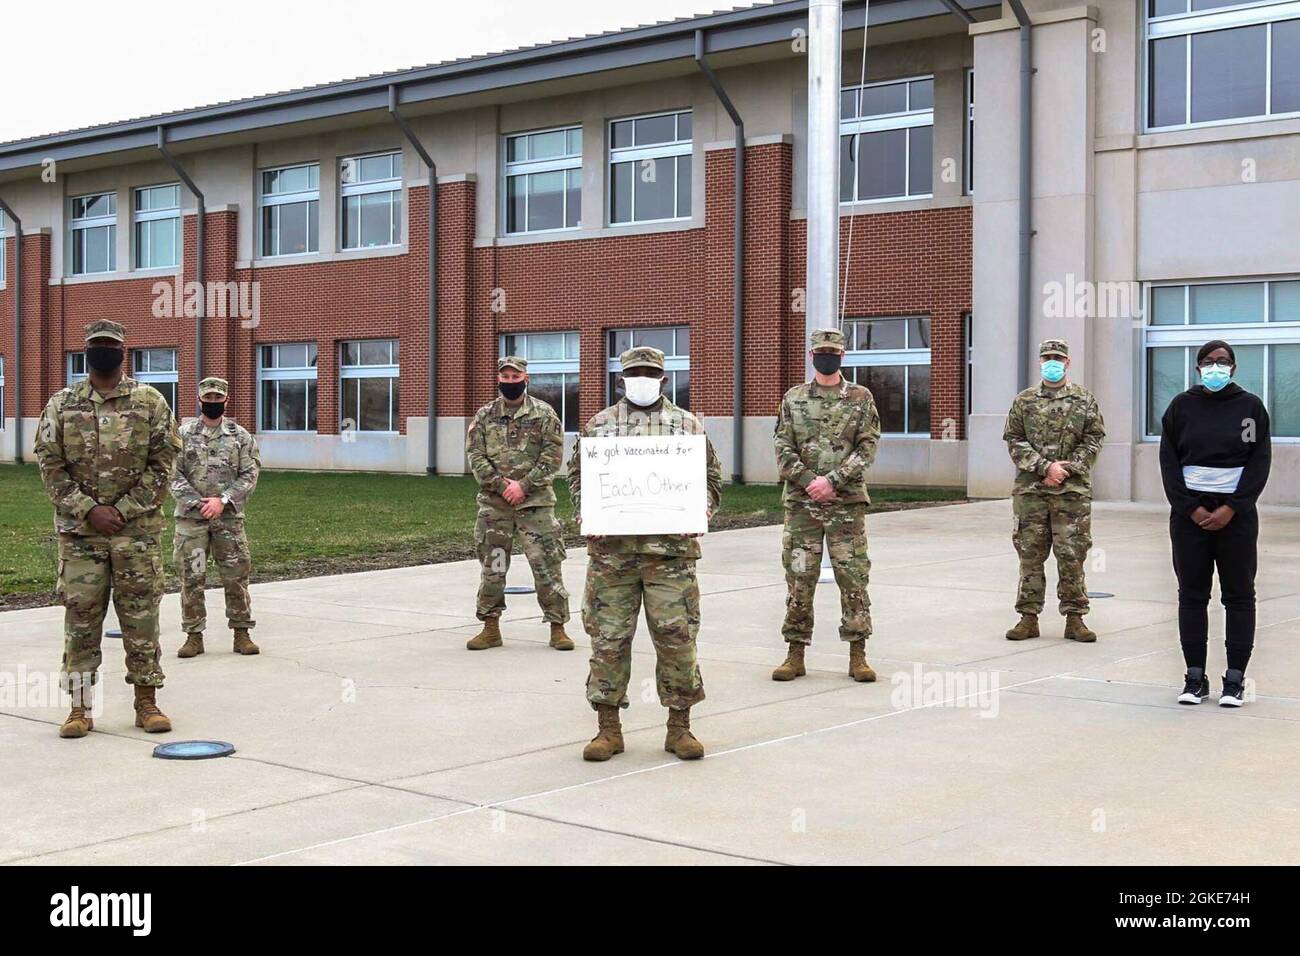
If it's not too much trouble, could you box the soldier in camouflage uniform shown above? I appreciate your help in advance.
[34,320,181,738]
[771,328,882,683]
[1003,338,1107,643]
[465,356,573,651]
[568,346,722,762]
[171,376,262,658]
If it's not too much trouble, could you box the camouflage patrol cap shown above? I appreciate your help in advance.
[84,320,125,343]
[620,346,665,372]
[1039,338,1069,357]
[497,356,528,373]
[198,376,229,397]
[809,327,846,353]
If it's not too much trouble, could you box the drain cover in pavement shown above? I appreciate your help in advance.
[153,741,236,760]
[504,585,535,594]
[1087,592,1115,599]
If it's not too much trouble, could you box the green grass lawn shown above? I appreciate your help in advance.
[0,463,962,603]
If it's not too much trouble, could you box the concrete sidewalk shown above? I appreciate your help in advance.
[3,498,1298,866]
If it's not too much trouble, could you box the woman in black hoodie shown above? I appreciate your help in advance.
[1159,339,1271,707]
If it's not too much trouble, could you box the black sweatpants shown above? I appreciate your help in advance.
[1169,505,1259,673]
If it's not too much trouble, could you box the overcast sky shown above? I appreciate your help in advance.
[3,0,762,143]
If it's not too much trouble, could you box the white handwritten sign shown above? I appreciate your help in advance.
[579,434,708,536]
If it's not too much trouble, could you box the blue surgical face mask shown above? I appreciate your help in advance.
[1200,364,1233,392]
[1040,359,1066,384]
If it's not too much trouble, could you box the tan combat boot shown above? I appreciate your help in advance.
[549,622,575,651]
[582,704,624,761]
[178,633,204,658]
[772,643,807,681]
[664,708,705,760]
[133,685,172,734]
[1064,613,1097,643]
[848,640,877,682]
[59,683,94,739]
[466,617,503,650]
[1005,613,1040,641]
[233,628,260,655]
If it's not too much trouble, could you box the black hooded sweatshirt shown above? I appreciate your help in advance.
[1159,382,1271,517]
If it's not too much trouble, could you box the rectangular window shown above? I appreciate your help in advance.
[500,331,581,431]
[69,192,117,275]
[340,152,402,250]
[340,339,399,432]
[842,316,932,435]
[1146,1,1300,130]
[258,342,318,432]
[261,163,320,257]
[504,126,582,234]
[1143,278,1300,438]
[67,352,88,384]
[840,77,934,203]
[0,213,6,285]
[964,69,975,195]
[609,111,692,224]
[132,347,179,417]
[133,184,181,269]
[606,326,691,410]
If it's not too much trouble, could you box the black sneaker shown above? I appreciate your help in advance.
[1178,667,1209,705]
[1219,669,1246,708]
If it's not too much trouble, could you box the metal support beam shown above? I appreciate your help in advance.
[694,29,746,485]
[0,197,22,462]
[938,0,975,25]
[806,0,842,376]
[388,85,439,475]
[1007,0,1034,390]
[157,128,205,386]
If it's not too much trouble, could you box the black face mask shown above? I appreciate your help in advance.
[85,347,124,373]
[498,380,527,401]
[812,352,842,375]
[200,401,226,419]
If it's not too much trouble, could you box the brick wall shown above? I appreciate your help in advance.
[4,143,970,454]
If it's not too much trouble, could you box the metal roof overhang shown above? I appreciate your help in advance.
[0,0,996,178]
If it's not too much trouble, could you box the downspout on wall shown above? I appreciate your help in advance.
[694,28,746,485]
[157,127,205,385]
[388,84,438,475]
[0,198,22,463]
[1006,0,1035,391]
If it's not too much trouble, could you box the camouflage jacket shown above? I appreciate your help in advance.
[567,397,723,558]
[466,394,564,509]
[171,418,261,519]
[34,377,181,536]
[774,379,882,505]
[1003,382,1106,497]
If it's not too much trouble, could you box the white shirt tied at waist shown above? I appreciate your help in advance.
[1183,465,1244,495]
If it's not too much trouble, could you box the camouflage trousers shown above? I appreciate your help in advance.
[475,504,569,623]
[582,551,705,710]
[57,532,165,689]
[174,515,255,635]
[781,500,872,644]
[1012,492,1093,616]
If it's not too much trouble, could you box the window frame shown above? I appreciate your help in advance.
[841,315,933,438]
[1143,0,1300,132]
[839,74,935,206]
[964,68,975,196]
[498,331,581,432]
[339,338,400,434]
[1140,277,1300,440]
[0,212,6,286]
[259,162,321,259]
[339,151,403,251]
[131,347,179,417]
[502,125,584,236]
[68,191,118,276]
[132,183,182,271]
[256,342,319,433]
[607,109,693,226]
[605,326,691,409]
[67,352,88,384]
